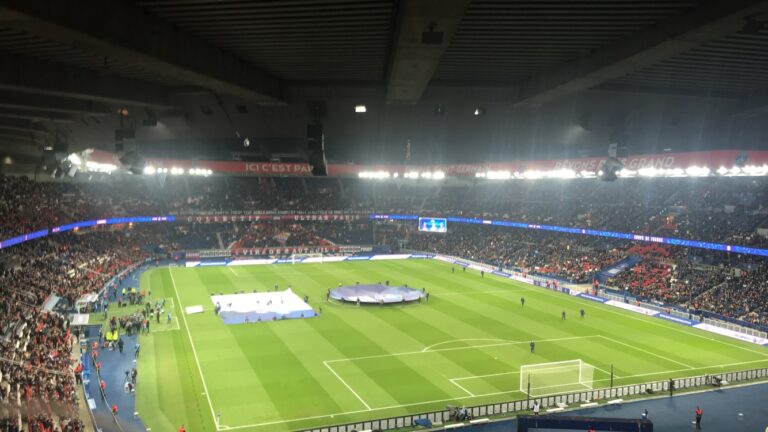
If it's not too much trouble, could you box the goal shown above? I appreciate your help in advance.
[520,359,595,397]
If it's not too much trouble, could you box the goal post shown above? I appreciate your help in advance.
[520,359,595,397]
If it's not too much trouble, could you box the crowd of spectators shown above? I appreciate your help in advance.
[230,223,331,249]
[406,226,623,283]
[1,172,768,429]
[0,262,83,430]
[2,174,766,247]
[406,223,768,327]
[697,263,768,326]
[0,227,171,431]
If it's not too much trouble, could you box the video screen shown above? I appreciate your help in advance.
[418,217,447,233]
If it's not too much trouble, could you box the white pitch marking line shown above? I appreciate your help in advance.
[592,364,617,377]
[452,362,618,381]
[453,370,521,381]
[150,316,181,333]
[597,335,695,369]
[323,361,372,411]
[228,266,239,277]
[326,335,601,363]
[511,277,768,358]
[428,259,768,359]
[434,289,528,297]
[218,357,768,430]
[422,338,520,352]
[449,378,475,397]
[168,267,220,429]
[424,338,615,376]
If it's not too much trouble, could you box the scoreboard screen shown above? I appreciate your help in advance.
[418,217,447,233]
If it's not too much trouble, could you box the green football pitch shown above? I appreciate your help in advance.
[134,259,768,432]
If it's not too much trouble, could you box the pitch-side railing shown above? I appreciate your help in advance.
[302,367,768,432]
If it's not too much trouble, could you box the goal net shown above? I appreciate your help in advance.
[520,359,595,397]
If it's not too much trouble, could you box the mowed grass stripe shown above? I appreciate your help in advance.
[229,321,345,420]
[175,268,285,425]
[137,270,201,432]
[310,304,457,407]
[162,269,217,430]
[418,262,743,370]
[327,263,531,383]
[270,319,382,414]
[323,264,637,395]
[331,306,512,401]
[398,274,627,380]
[201,264,453,414]
[427,280,679,375]
[138,269,217,431]
[328,262,732,387]
[482,264,768,364]
[133,261,768,432]
[296,263,465,406]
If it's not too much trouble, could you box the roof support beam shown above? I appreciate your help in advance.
[0,117,51,135]
[511,0,768,107]
[0,52,175,108]
[0,107,77,124]
[0,0,286,104]
[0,90,111,115]
[0,129,40,141]
[385,0,470,104]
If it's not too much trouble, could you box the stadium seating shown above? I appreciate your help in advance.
[1,173,768,429]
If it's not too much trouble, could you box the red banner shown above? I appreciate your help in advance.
[232,246,339,255]
[180,213,364,223]
[89,149,768,177]
[88,150,312,176]
[328,150,768,176]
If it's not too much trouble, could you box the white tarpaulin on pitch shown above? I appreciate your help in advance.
[185,305,204,315]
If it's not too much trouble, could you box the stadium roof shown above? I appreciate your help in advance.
[1,0,768,164]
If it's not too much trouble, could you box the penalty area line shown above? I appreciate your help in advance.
[449,378,475,397]
[323,361,372,411]
[597,335,694,369]
[421,338,520,352]
[219,357,768,430]
[228,266,239,277]
[511,279,768,359]
[433,289,528,297]
[328,335,601,363]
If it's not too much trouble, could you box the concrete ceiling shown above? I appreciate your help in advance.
[0,0,767,161]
